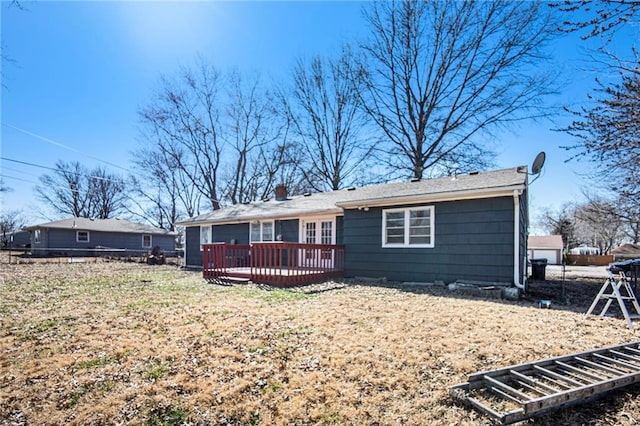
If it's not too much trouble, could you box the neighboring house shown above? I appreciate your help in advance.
[612,244,640,261]
[2,230,30,248]
[527,235,563,265]
[177,167,529,287]
[24,217,176,256]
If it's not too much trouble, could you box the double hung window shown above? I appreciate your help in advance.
[250,221,274,243]
[76,231,90,243]
[382,206,434,248]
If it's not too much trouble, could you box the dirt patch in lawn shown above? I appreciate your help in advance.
[1,259,639,425]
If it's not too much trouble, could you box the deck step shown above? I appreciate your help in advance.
[217,276,251,284]
[451,341,640,424]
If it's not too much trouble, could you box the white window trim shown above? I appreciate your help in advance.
[34,229,41,244]
[200,225,211,251]
[76,230,90,243]
[298,216,337,245]
[382,206,434,248]
[250,220,275,243]
[142,234,152,248]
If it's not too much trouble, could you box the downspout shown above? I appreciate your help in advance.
[513,190,525,290]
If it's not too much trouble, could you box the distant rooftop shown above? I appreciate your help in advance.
[24,217,175,235]
[528,235,563,249]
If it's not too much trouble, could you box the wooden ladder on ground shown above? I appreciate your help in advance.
[450,341,640,424]
[585,268,640,331]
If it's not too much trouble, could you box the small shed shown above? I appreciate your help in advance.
[528,235,563,265]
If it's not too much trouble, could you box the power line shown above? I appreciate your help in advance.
[0,174,39,184]
[1,122,133,173]
[1,156,125,183]
[0,174,80,193]
[2,157,58,173]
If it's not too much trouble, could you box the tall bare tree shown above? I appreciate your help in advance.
[139,59,224,210]
[288,47,373,191]
[129,145,200,230]
[35,161,126,219]
[359,0,558,179]
[223,70,283,203]
[88,167,127,219]
[138,60,307,214]
[562,59,640,199]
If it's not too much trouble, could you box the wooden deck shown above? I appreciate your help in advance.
[202,242,345,287]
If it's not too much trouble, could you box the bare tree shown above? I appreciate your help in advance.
[223,70,283,203]
[129,144,200,231]
[139,60,308,212]
[618,196,640,244]
[0,209,25,247]
[573,198,625,254]
[359,0,558,179]
[552,0,640,40]
[35,161,126,219]
[562,59,640,199]
[287,47,374,191]
[36,161,89,218]
[87,167,127,219]
[139,59,224,210]
[539,203,577,249]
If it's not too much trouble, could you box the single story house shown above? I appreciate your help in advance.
[2,230,30,248]
[24,217,176,256]
[527,235,563,265]
[612,244,640,261]
[178,166,529,288]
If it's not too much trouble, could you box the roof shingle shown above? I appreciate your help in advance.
[178,166,527,226]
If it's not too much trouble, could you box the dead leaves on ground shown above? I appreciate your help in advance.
[0,259,638,425]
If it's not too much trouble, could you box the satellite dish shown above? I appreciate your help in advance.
[531,151,546,175]
[529,151,546,184]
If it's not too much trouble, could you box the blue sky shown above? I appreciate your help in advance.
[1,1,636,231]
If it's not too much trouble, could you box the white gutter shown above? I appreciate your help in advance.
[513,190,525,290]
[336,185,526,209]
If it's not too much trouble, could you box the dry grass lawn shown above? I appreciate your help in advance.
[2,257,640,425]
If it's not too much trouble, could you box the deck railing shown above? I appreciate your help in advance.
[202,242,345,287]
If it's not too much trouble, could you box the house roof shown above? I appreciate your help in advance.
[178,166,528,226]
[612,244,640,255]
[24,218,176,235]
[528,235,563,249]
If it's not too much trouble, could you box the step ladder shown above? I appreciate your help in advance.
[585,268,640,331]
[450,341,640,424]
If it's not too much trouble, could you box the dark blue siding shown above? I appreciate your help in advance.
[343,197,516,283]
[35,228,174,257]
[185,226,202,267]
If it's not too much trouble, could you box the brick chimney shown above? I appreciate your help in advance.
[275,184,288,201]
